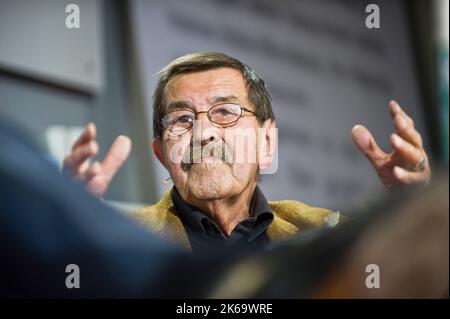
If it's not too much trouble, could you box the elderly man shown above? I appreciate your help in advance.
[63,52,432,252]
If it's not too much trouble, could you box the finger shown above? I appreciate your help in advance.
[389,100,414,127]
[393,166,429,185]
[394,114,423,148]
[101,135,132,180]
[84,161,102,181]
[72,122,97,151]
[390,133,422,166]
[63,140,99,174]
[351,125,387,165]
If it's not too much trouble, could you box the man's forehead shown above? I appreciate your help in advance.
[164,67,247,101]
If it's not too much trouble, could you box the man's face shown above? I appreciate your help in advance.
[153,67,269,203]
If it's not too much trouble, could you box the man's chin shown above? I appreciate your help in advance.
[185,167,233,199]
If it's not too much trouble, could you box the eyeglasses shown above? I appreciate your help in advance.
[161,103,258,135]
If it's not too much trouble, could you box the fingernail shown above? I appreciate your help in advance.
[391,100,401,112]
[90,141,98,152]
[352,125,361,133]
[394,166,404,177]
[398,116,407,129]
[392,134,402,146]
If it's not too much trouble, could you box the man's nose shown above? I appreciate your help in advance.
[192,112,222,145]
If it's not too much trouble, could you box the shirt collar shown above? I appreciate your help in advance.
[171,185,273,235]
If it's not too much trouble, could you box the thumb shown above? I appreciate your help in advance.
[101,135,132,180]
[351,125,386,166]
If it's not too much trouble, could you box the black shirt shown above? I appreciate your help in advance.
[171,186,274,253]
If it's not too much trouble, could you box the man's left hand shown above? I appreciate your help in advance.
[351,100,431,190]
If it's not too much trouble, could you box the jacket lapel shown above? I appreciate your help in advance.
[132,189,337,251]
[132,189,192,250]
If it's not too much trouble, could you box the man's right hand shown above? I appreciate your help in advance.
[62,123,132,197]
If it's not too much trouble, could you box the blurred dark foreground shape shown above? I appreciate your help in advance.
[0,117,448,298]
[314,176,449,298]
[0,117,229,298]
[207,175,449,298]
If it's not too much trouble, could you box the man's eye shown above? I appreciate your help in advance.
[217,108,233,116]
[176,114,193,123]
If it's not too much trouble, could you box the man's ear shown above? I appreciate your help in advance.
[259,119,277,171]
[152,138,166,168]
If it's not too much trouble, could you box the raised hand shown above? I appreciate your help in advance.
[352,100,431,190]
[62,123,132,197]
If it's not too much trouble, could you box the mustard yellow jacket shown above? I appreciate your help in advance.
[131,188,340,251]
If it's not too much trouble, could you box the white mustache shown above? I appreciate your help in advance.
[181,142,233,171]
